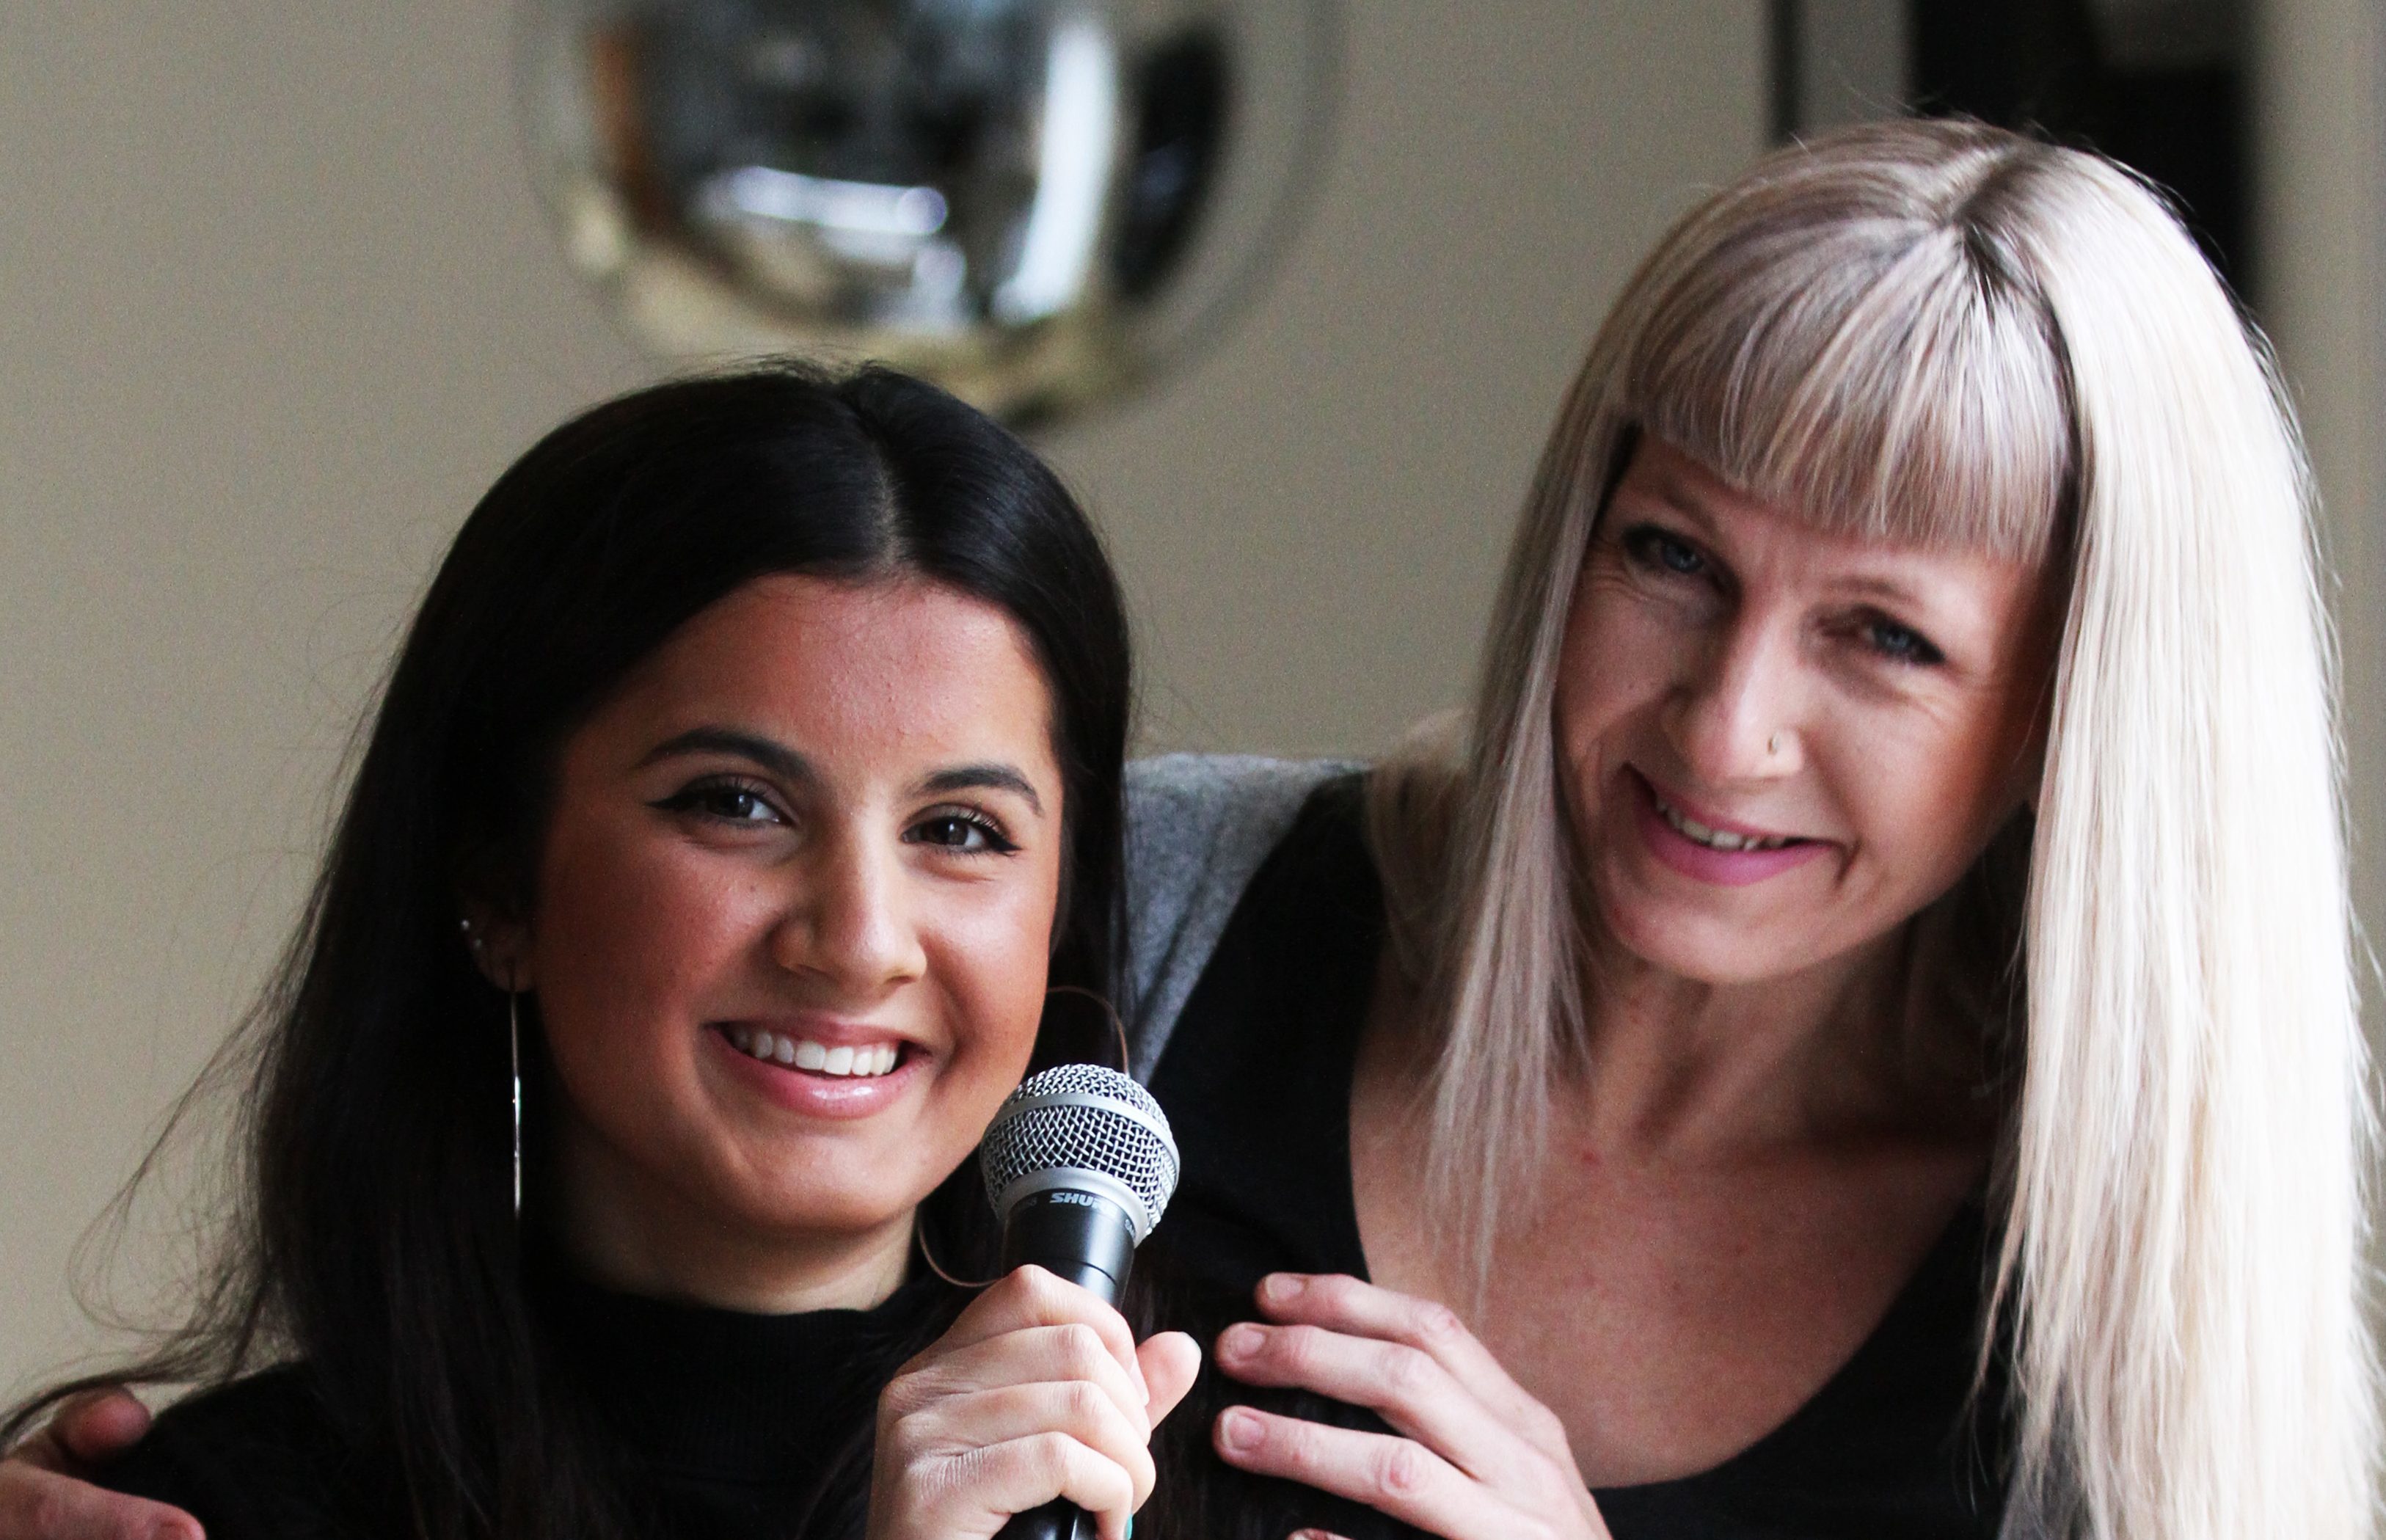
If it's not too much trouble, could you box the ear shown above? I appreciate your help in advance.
[457,897,534,993]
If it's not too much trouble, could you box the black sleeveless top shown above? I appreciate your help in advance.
[1137,773,2011,1540]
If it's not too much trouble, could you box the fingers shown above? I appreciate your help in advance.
[979,1433,1138,1540]
[895,1379,1158,1506]
[872,1282,1189,1540]
[891,1321,1152,1438]
[0,1463,204,1540]
[1252,1274,1569,1460]
[1221,1279,1606,1539]
[1211,1321,1521,1484]
[0,1390,197,1540]
[1135,1332,1201,1430]
[871,1425,1139,1540]
[7,1429,70,1476]
[1212,1405,1496,1540]
[938,1267,1150,1405]
[53,1392,152,1469]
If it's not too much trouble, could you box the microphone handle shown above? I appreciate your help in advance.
[993,1191,1141,1540]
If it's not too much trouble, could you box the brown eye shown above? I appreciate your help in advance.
[654,780,785,825]
[906,810,1017,854]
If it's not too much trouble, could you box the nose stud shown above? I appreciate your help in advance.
[1767,732,1783,757]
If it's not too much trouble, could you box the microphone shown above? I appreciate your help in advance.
[979,1063,1181,1540]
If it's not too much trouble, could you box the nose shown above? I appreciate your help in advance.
[1664,610,1805,786]
[768,825,927,996]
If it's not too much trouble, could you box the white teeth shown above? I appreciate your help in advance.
[1657,796,1794,853]
[727,1030,903,1078]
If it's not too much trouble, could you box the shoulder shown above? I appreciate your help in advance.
[101,1366,365,1538]
[1122,754,1361,1075]
[1123,754,1360,881]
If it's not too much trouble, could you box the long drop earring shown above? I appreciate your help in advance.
[462,918,526,1222]
[509,989,524,1220]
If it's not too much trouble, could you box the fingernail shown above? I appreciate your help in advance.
[1261,1273,1306,1303]
[1217,1406,1263,1453]
[1219,1322,1264,1359]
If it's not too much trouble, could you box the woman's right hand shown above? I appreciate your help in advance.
[0,1390,200,1540]
[869,1266,1200,1540]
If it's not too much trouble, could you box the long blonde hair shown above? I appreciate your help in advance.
[1377,119,2376,1540]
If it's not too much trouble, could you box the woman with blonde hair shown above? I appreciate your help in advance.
[6,118,2375,1540]
[1113,116,2375,1540]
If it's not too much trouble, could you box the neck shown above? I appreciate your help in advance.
[550,1117,914,1315]
[1566,920,1920,1160]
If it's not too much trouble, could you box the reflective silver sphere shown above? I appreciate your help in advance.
[516,0,1339,422]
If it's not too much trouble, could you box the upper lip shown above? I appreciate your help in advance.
[1635,768,1814,845]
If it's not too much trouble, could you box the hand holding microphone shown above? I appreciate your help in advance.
[869,1067,1198,1540]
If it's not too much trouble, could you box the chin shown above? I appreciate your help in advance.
[1591,885,1814,988]
[728,1174,937,1241]
[695,1123,952,1226]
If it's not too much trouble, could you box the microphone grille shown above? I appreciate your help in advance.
[979,1063,1181,1238]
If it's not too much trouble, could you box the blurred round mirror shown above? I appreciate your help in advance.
[517,0,1340,423]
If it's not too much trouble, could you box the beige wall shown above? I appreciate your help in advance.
[2256,0,2386,1046]
[0,7,1767,1394]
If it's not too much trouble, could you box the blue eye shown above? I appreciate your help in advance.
[1622,525,1707,577]
[1862,616,1944,666]
[908,810,1018,855]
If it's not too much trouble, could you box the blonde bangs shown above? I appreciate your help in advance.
[1624,148,2073,566]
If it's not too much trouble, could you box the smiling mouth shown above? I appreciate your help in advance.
[1646,784,1807,853]
[722,1026,904,1079]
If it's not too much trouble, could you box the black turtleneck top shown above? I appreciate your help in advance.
[96,1263,960,1540]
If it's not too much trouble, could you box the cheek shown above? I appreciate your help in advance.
[1555,584,1677,793]
[922,866,1062,1081]
[530,816,765,1070]
[1823,704,2017,891]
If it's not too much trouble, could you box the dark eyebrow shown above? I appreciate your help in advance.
[916,764,1045,817]
[639,728,819,787]
[641,732,1046,817]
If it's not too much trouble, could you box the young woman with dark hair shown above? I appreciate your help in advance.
[0,362,1197,1540]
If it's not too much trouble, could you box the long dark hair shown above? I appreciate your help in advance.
[5,362,1134,1539]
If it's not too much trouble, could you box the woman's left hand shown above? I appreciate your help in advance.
[1208,1272,1612,1540]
